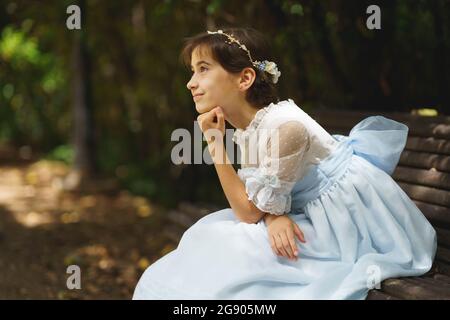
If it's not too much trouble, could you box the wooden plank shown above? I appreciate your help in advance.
[329,129,349,136]
[381,278,450,299]
[313,113,450,139]
[326,133,450,156]
[414,275,450,289]
[405,137,450,155]
[435,261,450,276]
[405,122,450,139]
[436,227,450,249]
[178,202,218,221]
[413,201,450,227]
[312,110,450,127]
[393,166,450,190]
[397,182,450,207]
[327,124,450,140]
[366,290,400,300]
[436,246,450,264]
[432,273,450,284]
[399,151,450,172]
[402,277,450,298]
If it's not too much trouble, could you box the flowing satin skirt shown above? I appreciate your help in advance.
[133,116,437,300]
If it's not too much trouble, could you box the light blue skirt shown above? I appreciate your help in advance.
[133,116,437,300]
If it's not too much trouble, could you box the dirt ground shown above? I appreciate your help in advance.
[0,158,176,299]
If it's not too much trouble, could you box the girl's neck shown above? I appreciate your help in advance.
[225,102,261,131]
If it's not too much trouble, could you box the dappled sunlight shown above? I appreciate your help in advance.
[411,108,439,117]
[0,158,176,299]
[0,159,160,228]
[15,210,54,228]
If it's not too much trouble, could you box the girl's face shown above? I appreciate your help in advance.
[186,46,240,114]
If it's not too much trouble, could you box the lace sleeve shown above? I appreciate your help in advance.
[237,121,310,215]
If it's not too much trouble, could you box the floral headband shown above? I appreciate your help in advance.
[206,29,281,84]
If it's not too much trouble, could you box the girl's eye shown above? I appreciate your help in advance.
[191,66,208,75]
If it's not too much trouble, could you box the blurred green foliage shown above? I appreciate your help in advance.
[45,144,74,164]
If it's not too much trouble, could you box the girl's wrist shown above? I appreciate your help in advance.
[263,213,277,224]
[206,135,223,145]
[208,139,228,164]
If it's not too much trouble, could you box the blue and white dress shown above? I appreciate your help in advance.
[133,99,437,300]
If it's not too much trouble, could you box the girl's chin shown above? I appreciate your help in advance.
[195,103,214,114]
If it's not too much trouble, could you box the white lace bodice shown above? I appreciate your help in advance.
[233,99,338,215]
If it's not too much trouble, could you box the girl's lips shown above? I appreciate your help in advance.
[193,94,204,101]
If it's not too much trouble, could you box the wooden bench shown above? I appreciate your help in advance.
[163,110,450,300]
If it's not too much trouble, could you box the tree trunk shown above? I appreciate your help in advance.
[66,0,97,190]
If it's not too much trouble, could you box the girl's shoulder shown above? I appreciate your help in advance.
[261,98,306,129]
[262,99,337,150]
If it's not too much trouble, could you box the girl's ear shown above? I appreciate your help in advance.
[238,67,256,91]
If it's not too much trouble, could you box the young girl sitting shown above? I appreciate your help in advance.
[133,27,437,300]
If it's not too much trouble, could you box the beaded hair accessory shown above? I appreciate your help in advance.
[206,29,281,84]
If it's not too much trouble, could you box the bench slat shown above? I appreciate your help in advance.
[178,202,218,221]
[435,261,450,276]
[405,137,450,155]
[393,166,450,190]
[413,201,450,227]
[405,123,450,139]
[432,273,450,284]
[397,182,450,207]
[325,136,450,180]
[402,277,450,297]
[436,246,450,265]
[381,278,450,299]
[414,275,450,289]
[326,131,450,156]
[314,116,450,139]
[436,227,450,249]
[399,151,450,172]
[312,110,450,125]
[366,290,400,300]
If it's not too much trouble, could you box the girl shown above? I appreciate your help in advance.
[133,27,437,300]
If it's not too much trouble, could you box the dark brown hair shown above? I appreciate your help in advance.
[180,27,280,109]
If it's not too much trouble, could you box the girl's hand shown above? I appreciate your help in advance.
[197,107,225,144]
[265,214,306,261]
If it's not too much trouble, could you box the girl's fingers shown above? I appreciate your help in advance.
[196,113,205,125]
[286,229,299,258]
[275,234,287,258]
[217,109,225,127]
[205,109,217,123]
[280,232,295,260]
[294,224,306,243]
[270,235,281,256]
[277,234,291,260]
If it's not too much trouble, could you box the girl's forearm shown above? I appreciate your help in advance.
[208,140,265,224]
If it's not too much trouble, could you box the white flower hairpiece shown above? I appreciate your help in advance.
[206,29,281,84]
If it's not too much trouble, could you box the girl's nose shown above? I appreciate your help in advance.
[186,74,198,90]
[186,78,194,90]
